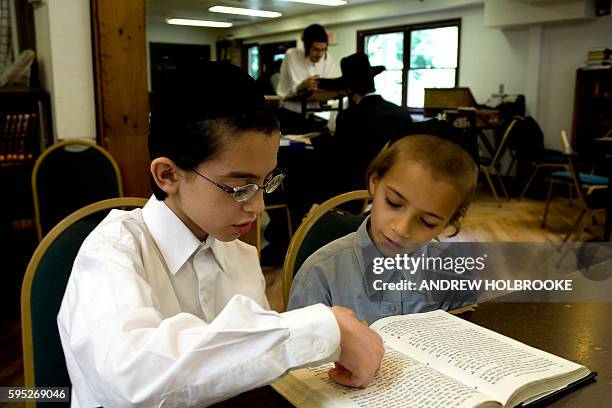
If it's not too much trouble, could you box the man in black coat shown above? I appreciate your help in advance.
[332,52,414,191]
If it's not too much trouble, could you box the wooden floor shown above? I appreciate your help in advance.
[449,192,605,243]
[1,192,605,395]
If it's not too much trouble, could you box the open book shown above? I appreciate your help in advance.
[273,310,595,408]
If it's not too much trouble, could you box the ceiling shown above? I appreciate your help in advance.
[147,0,381,27]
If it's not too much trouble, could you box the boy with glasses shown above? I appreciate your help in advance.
[57,62,383,407]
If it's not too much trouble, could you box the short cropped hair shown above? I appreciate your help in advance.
[366,135,479,236]
[148,108,279,200]
[147,61,280,201]
[303,24,328,56]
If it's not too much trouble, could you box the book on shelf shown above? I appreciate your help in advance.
[273,310,595,408]
[0,112,36,163]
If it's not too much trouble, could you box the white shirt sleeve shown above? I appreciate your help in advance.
[323,53,339,78]
[58,237,340,407]
[276,51,302,99]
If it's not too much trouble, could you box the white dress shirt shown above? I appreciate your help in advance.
[276,47,338,114]
[57,196,340,407]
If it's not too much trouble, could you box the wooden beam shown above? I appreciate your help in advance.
[90,0,151,197]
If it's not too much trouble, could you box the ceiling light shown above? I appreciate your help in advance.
[281,0,347,6]
[166,18,233,28]
[209,6,282,18]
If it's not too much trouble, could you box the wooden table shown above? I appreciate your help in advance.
[460,302,611,407]
[213,302,611,407]
[286,89,346,118]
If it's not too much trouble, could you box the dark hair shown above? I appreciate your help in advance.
[366,135,478,237]
[303,24,328,56]
[147,61,279,200]
[149,107,279,200]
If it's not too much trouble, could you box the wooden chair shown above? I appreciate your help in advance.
[517,118,569,200]
[21,197,148,405]
[32,139,123,241]
[282,190,370,309]
[542,151,608,241]
[479,116,522,206]
[541,131,608,239]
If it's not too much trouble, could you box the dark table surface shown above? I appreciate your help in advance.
[213,302,612,407]
[460,302,611,407]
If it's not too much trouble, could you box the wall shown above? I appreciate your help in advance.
[146,22,222,90]
[33,0,96,141]
[539,14,612,149]
[147,22,221,55]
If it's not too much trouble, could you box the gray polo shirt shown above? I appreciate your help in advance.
[287,217,476,324]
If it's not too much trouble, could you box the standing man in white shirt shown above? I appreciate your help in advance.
[276,24,339,115]
[57,61,383,408]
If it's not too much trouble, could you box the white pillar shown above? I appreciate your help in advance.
[525,25,542,120]
[33,0,96,141]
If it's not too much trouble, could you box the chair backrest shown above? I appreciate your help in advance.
[282,190,370,308]
[486,116,523,167]
[560,129,574,154]
[21,197,148,406]
[32,139,124,241]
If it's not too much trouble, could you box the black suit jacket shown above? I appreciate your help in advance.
[333,95,413,191]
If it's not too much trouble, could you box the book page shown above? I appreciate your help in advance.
[372,311,586,406]
[284,347,498,408]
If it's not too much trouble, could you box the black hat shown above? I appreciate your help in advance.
[390,119,480,165]
[340,52,385,95]
[149,61,270,160]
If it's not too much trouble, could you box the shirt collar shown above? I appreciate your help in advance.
[354,216,429,297]
[142,196,212,275]
[354,216,382,275]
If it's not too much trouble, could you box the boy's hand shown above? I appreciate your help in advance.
[297,75,320,93]
[329,306,384,388]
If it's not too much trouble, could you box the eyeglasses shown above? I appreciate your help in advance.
[191,168,285,203]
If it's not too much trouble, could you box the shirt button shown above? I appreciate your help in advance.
[313,339,326,354]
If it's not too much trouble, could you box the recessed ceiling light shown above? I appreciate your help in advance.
[209,6,282,18]
[281,0,347,6]
[166,18,233,28]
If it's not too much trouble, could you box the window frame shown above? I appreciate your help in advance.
[357,18,461,112]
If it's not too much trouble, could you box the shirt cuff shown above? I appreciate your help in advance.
[280,303,340,368]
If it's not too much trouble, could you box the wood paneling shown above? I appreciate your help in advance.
[90,0,151,197]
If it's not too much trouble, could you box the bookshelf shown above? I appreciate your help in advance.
[0,88,51,317]
[0,88,52,224]
[0,88,51,165]
[572,67,612,157]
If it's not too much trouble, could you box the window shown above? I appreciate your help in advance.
[359,19,460,111]
[247,45,259,79]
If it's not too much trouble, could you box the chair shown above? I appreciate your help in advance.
[541,139,608,241]
[32,139,123,241]
[282,190,370,309]
[21,197,148,405]
[512,117,569,200]
[479,116,522,206]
